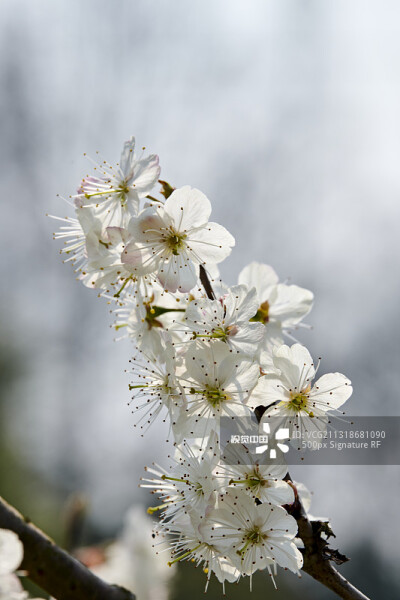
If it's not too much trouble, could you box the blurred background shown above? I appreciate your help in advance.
[1,0,400,597]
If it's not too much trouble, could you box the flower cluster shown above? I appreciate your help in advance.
[52,137,353,591]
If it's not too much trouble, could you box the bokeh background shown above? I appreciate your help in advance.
[1,1,400,598]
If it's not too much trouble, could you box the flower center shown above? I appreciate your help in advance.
[143,301,185,330]
[210,324,238,341]
[246,527,263,544]
[245,469,267,489]
[162,380,174,396]
[288,391,309,412]
[194,482,204,496]
[203,386,229,407]
[144,304,164,330]
[250,300,270,324]
[237,526,266,556]
[117,182,130,205]
[165,229,187,255]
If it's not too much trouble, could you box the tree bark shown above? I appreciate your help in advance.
[0,496,135,600]
[290,492,371,600]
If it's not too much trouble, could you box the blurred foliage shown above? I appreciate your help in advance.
[339,544,400,600]
[0,328,65,539]
[0,327,63,598]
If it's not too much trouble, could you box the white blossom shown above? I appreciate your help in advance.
[158,510,240,591]
[51,214,87,273]
[82,224,134,291]
[76,137,160,227]
[175,342,260,440]
[254,343,352,442]
[238,262,313,349]
[113,285,185,353]
[141,433,220,520]
[121,186,235,293]
[200,489,302,580]
[128,338,185,436]
[217,443,294,505]
[183,285,264,356]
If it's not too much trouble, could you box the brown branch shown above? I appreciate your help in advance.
[288,490,370,600]
[0,496,135,600]
[199,264,216,300]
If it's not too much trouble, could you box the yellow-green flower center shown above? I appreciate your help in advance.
[237,526,266,555]
[195,482,204,496]
[204,386,229,407]
[165,230,187,255]
[117,182,130,205]
[288,391,309,412]
[211,326,228,340]
[250,300,270,324]
[144,304,164,330]
[247,527,263,543]
[245,470,267,489]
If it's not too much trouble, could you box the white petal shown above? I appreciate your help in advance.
[119,136,136,177]
[238,262,279,300]
[273,344,315,391]
[76,206,102,235]
[121,241,156,274]
[185,342,231,385]
[0,573,25,594]
[249,374,288,409]
[268,540,303,572]
[258,504,297,535]
[0,529,23,575]
[130,209,166,243]
[228,322,264,356]
[132,154,160,195]
[164,186,212,230]
[259,323,284,359]
[310,373,352,410]
[268,284,314,327]
[223,285,259,323]
[158,254,198,293]
[294,481,313,513]
[222,358,260,398]
[188,222,235,264]
[260,480,295,505]
[106,226,129,246]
